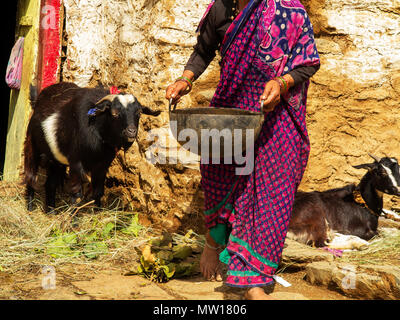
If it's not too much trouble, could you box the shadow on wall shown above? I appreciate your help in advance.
[300,0,329,37]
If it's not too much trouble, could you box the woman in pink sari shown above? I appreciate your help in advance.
[166,0,320,299]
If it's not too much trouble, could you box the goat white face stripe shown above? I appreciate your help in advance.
[382,164,399,188]
[42,113,69,165]
[117,94,135,108]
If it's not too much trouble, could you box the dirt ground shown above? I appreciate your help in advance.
[0,262,351,300]
[0,180,392,301]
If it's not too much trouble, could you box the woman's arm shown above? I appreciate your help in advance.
[166,3,224,103]
[184,15,221,81]
[288,64,320,86]
[260,63,320,113]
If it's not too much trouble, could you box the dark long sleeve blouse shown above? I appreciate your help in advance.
[185,0,320,84]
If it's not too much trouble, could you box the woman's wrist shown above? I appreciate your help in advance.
[182,70,195,81]
[175,76,193,93]
[273,74,294,95]
[175,70,195,94]
[273,76,288,94]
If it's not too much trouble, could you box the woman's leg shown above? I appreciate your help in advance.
[200,230,223,281]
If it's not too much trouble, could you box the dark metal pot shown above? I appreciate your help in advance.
[168,99,264,160]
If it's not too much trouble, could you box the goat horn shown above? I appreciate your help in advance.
[95,94,117,105]
[368,153,381,163]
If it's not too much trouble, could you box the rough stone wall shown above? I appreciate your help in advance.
[62,0,215,232]
[62,0,400,231]
[301,0,400,193]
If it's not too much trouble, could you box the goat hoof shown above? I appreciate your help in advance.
[27,203,34,212]
[71,193,83,206]
[71,198,82,205]
[94,200,102,209]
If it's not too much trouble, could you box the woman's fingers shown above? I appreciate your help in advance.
[165,81,189,104]
[166,84,181,105]
[263,102,277,113]
[165,84,175,100]
[260,83,273,103]
[166,83,180,102]
[263,96,280,112]
[261,80,281,113]
[261,80,279,103]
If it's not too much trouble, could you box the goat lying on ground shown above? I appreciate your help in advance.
[24,82,161,212]
[288,154,400,250]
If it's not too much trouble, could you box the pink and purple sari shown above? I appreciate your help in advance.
[199,0,320,287]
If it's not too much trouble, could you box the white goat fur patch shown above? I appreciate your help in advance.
[382,164,399,189]
[327,233,369,250]
[117,94,135,108]
[42,113,69,165]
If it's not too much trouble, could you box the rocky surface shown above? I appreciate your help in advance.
[281,239,334,269]
[281,235,400,300]
[305,261,400,300]
[62,0,400,230]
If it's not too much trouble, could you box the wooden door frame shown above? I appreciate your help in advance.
[37,0,63,92]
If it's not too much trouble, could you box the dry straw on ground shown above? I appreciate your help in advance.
[341,228,400,266]
[1,179,399,277]
[0,180,165,274]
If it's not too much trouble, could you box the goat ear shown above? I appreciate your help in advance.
[92,95,117,115]
[141,105,161,116]
[353,163,376,171]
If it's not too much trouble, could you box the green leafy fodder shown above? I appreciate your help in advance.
[135,231,201,283]
[44,221,118,260]
[46,231,80,259]
[121,214,143,237]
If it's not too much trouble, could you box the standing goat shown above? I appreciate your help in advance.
[24,82,160,212]
[288,154,400,249]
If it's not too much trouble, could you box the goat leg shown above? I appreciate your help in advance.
[69,162,85,207]
[26,185,35,212]
[91,167,108,208]
[45,172,58,214]
[310,218,330,248]
[44,162,67,214]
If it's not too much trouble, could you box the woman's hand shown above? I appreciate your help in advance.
[260,79,281,113]
[260,74,294,113]
[166,70,195,105]
[166,81,190,104]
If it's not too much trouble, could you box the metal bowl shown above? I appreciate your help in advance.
[169,100,264,160]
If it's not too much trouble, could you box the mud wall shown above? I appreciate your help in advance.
[62,0,400,230]
[301,0,400,190]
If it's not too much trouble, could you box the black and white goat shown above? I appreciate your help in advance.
[24,82,160,212]
[288,154,400,250]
